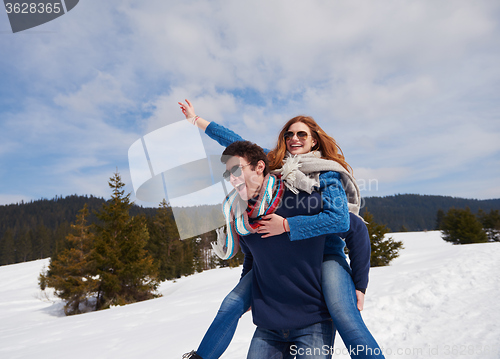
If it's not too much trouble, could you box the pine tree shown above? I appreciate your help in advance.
[0,228,15,265]
[363,210,404,267]
[436,209,445,230]
[39,205,98,315]
[174,208,197,240]
[180,237,196,277]
[477,209,500,242]
[196,229,223,271]
[92,171,160,309]
[146,200,182,281]
[52,221,71,260]
[32,224,51,260]
[17,227,33,262]
[441,207,488,244]
[399,225,409,232]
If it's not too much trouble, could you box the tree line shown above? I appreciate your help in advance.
[2,192,499,268]
[2,190,499,269]
[0,194,156,266]
[361,194,500,232]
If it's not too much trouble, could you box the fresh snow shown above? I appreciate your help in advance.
[1,231,499,358]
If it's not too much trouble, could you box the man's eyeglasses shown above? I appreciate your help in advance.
[284,131,309,141]
[222,163,251,181]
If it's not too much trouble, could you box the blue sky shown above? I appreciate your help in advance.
[1,0,500,207]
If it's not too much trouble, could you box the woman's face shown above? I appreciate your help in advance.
[285,122,317,155]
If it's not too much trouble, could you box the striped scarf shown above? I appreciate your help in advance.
[212,174,284,260]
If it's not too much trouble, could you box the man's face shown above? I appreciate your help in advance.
[224,155,262,201]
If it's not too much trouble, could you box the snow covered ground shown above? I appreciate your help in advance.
[1,231,499,359]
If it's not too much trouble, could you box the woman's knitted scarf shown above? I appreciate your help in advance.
[273,151,362,216]
[212,174,284,260]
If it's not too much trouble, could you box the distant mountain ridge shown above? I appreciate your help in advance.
[361,194,500,231]
[1,193,500,266]
[1,194,499,235]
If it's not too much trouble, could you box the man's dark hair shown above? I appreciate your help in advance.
[221,141,270,176]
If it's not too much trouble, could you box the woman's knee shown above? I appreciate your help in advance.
[217,278,252,315]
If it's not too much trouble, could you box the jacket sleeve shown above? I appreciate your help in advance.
[238,236,253,280]
[205,121,271,154]
[343,213,371,292]
[286,171,350,241]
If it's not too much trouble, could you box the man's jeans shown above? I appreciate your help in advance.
[247,320,334,359]
[197,256,385,358]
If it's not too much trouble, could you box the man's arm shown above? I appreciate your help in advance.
[238,236,253,280]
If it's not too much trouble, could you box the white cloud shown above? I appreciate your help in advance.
[54,72,133,115]
[1,0,499,203]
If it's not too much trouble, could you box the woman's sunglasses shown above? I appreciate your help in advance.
[222,163,251,181]
[284,131,309,141]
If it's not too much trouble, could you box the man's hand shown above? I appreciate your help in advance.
[256,214,289,238]
[356,290,365,311]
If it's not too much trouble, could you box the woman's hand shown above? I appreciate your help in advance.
[256,214,289,238]
[178,99,211,131]
[178,99,196,119]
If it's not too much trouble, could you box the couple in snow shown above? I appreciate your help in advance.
[179,100,384,359]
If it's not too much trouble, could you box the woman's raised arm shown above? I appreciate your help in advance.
[178,99,210,131]
[178,99,265,151]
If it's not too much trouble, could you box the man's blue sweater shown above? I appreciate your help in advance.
[239,189,331,331]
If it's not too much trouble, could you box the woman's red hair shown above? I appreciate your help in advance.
[267,116,353,174]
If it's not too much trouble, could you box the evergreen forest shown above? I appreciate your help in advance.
[1,189,499,271]
[361,194,500,232]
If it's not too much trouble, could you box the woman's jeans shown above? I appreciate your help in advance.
[197,256,384,359]
[322,254,385,358]
[196,271,253,359]
[247,320,333,359]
